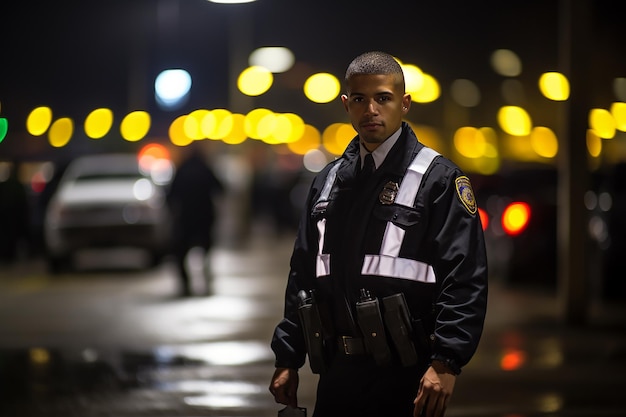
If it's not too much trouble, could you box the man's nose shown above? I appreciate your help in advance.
[365,100,379,114]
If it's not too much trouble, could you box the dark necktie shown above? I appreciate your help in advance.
[360,153,375,182]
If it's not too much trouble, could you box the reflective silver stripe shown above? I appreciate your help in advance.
[362,255,436,283]
[315,161,343,277]
[319,161,342,202]
[395,147,440,207]
[364,147,440,281]
[316,219,331,277]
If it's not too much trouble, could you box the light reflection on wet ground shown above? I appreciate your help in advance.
[0,233,625,416]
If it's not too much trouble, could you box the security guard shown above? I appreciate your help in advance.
[269,51,488,417]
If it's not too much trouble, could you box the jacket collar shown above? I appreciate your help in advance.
[336,122,425,182]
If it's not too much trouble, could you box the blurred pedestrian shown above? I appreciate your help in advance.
[269,51,488,417]
[167,143,224,296]
[0,161,30,263]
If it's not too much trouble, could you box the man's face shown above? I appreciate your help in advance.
[341,74,411,150]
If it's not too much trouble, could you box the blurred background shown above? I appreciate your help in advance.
[0,1,625,415]
[2,0,625,303]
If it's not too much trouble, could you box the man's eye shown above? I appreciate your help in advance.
[377,96,391,103]
[353,97,364,103]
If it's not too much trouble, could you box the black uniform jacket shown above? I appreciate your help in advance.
[271,122,488,374]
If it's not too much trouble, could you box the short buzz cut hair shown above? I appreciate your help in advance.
[344,51,405,89]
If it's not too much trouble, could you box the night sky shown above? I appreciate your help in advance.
[0,0,623,154]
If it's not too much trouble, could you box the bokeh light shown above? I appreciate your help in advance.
[322,123,355,155]
[249,47,294,73]
[245,108,275,140]
[450,79,481,108]
[539,72,570,101]
[304,73,340,104]
[454,126,487,158]
[411,73,440,103]
[205,109,233,140]
[586,129,602,157]
[26,106,53,136]
[287,124,321,155]
[169,115,193,147]
[303,148,329,172]
[238,66,273,96]
[155,69,192,110]
[589,108,616,139]
[48,117,74,148]
[272,113,305,143]
[185,109,210,140]
[610,102,626,131]
[0,118,7,143]
[530,126,559,158]
[222,113,248,145]
[401,64,424,93]
[84,108,114,139]
[498,106,532,136]
[491,49,522,77]
[121,111,151,142]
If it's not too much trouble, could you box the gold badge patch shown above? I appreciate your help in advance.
[455,176,477,215]
[379,181,399,205]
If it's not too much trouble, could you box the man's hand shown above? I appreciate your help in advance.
[413,362,457,417]
[269,367,299,407]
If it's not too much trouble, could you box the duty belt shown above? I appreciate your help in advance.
[338,336,366,355]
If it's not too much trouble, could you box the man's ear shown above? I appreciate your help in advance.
[341,94,349,111]
[402,94,411,114]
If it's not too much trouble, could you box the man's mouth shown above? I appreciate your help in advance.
[361,121,381,129]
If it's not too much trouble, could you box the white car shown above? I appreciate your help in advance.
[44,153,173,273]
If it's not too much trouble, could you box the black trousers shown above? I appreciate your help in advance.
[312,353,427,417]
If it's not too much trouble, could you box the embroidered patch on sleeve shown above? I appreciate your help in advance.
[455,176,477,215]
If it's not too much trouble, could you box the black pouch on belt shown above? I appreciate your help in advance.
[382,293,418,367]
[297,290,328,374]
[355,289,392,366]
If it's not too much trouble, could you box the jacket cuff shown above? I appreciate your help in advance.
[430,354,462,375]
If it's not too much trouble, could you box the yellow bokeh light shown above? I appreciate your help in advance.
[304,73,341,104]
[411,73,440,103]
[238,66,273,96]
[498,106,532,136]
[222,113,247,145]
[206,109,233,140]
[272,113,305,143]
[214,111,234,140]
[589,108,616,139]
[322,123,355,155]
[26,106,53,136]
[257,114,278,143]
[530,126,558,158]
[48,117,74,148]
[120,110,151,142]
[610,102,626,132]
[288,124,321,155]
[169,115,193,147]
[200,111,217,139]
[453,126,486,158]
[245,108,275,139]
[84,108,113,139]
[586,129,602,157]
[401,64,424,93]
[539,72,570,101]
[185,109,210,140]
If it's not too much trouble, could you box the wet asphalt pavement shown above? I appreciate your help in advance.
[0,231,625,417]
